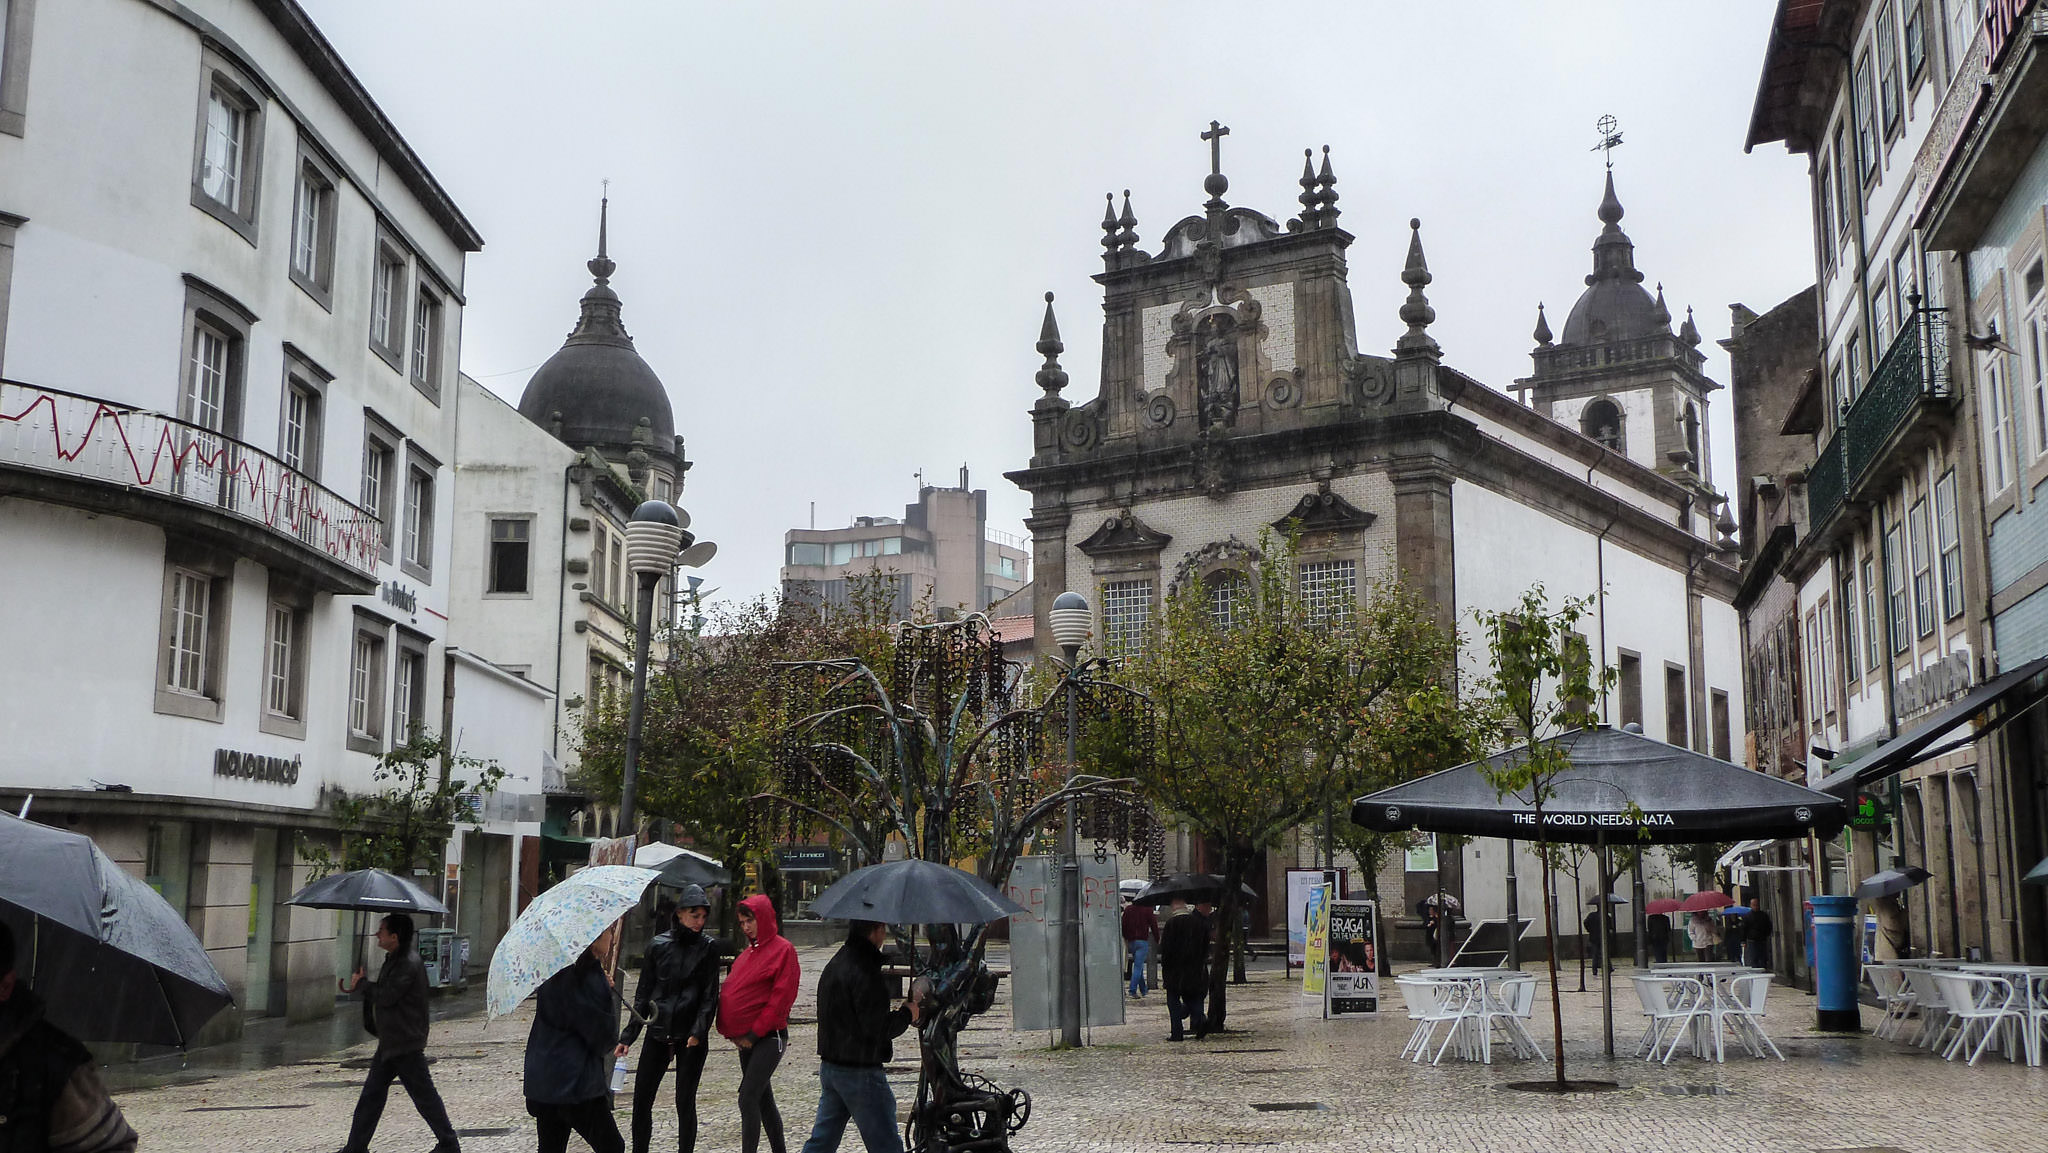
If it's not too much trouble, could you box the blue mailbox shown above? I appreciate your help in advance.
[1810,893,1861,1032]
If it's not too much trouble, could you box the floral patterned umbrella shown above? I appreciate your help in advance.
[487,864,660,1018]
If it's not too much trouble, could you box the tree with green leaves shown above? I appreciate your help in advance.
[1471,585,1615,1088]
[1127,536,1479,1032]
[302,731,506,878]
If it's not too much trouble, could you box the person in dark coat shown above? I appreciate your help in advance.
[1744,906,1775,969]
[0,921,137,1153]
[617,885,722,1153]
[1645,912,1671,965]
[797,920,919,1153]
[1157,895,1211,1042]
[1583,908,1606,974]
[1721,913,1744,962]
[526,946,625,1153]
[338,913,460,1153]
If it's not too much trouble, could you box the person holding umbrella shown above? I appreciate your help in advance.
[1687,910,1716,959]
[1158,894,1211,1042]
[525,943,625,1153]
[718,895,800,1153]
[617,884,722,1153]
[0,921,136,1153]
[338,913,461,1153]
[797,918,921,1153]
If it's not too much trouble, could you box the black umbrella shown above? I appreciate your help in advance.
[1586,893,1629,905]
[1854,866,1933,900]
[286,868,449,914]
[1353,726,1849,845]
[808,860,1026,924]
[1135,872,1256,907]
[0,813,233,1047]
[1417,893,1462,911]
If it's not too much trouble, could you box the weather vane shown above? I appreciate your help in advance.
[1591,114,1623,170]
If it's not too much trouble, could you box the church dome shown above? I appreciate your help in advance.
[1557,172,1668,347]
[517,202,675,453]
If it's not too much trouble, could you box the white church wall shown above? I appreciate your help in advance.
[1456,402,1675,525]
[1547,389,1661,474]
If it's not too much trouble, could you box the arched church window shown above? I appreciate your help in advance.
[1581,397,1625,453]
[1205,569,1250,630]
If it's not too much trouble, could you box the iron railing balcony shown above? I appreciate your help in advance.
[1805,309,1951,535]
[0,379,383,590]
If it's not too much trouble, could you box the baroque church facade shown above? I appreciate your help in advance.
[1008,130,1746,939]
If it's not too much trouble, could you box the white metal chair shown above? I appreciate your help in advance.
[1627,975,1703,1064]
[1931,971,2024,1066]
[1397,976,1474,1064]
[1865,964,1913,1041]
[1899,966,1954,1050]
[1723,971,1785,1061]
[1492,974,1542,1060]
[2019,973,2048,1068]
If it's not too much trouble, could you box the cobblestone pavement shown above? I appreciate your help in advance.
[116,948,2048,1152]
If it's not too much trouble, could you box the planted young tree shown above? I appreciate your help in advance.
[303,731,506,877]
[1472,585,1614,1089]
[1128,537,1477,1032]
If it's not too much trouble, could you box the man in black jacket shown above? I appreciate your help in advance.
[797,920,919,1153]
[1157,896,1211,1042]
[617,884,722,1153]
[338,913,460,1153]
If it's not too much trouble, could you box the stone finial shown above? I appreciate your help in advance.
[1201,120,1231,208]
[1315,145,1339,225]
[1117,190,1139,250]
[1395,218,1441,359]
[589,194,615,283]
[1652,283,1671,327]
[1533,302,1553,347]
[1680,306,1702,346]
[1101,193,1119,255]
[1035,292,1069,399]
[1298,150,1318,220]
[1597,169,1625,228]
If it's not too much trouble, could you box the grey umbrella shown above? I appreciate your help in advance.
[285,868,449,914]
[1854,866,1933,900]
[808,860,1026,924]
[0,813,234,1047]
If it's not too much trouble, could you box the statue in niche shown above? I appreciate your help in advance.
[1196,314,1240,428]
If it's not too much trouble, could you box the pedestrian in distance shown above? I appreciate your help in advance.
[1720,913,1744,963]
[337,912,461,1153]
[1686,911,1716,959]
[525,944,626,1153]
[1120,895,1158,999]
[1744,904,1775,970]
[797,919,920,1153]
[1645,911,1671,965]
[618,884,722,1153]
[1157,894,1210,1042]
[0,920,137,1153]
[718,895,800,1153]
[1416,898,1440,961]
[1582,907,1606,974]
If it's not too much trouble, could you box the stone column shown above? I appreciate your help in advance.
[1024,507,1071,664]
[1389,459,1456,633]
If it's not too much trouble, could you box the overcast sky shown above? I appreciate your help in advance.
[302,0,1814,610]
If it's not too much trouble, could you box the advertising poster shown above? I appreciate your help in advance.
[1324,899,1379,1018]
[1300,883,1330,997]
[1285,869,1325,967]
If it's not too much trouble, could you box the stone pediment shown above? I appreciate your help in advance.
[1272,486,1376,534]
[1157,208,1287,260]
[1076,508,1173,557]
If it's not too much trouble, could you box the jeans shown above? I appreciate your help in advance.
[529,1095,624,1153]
[1126,940,1150,996]
[798,1062,903,1153]
[1165,987,1206,1040]
[737,1031,788,1153]
[632,1036,709,1153]
[343,1048,459,1152]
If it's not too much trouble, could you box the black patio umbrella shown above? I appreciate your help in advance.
[0,813,233,1047]
[1854,866,1933,900]
[808,860,1026,924]
[286,868,449,914]
[1353,726,1849,845]
[1135,872,1257,907]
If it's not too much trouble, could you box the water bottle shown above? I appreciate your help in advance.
[610,1056,629,1093]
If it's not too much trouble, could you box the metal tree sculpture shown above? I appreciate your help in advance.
[764,614,1157,1153]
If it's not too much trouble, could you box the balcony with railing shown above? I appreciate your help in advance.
[0,380,383,591]
[1805,310,1952,536]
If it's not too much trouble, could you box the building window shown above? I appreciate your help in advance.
[1885,524,1910,654]
[1841,567,1861,682]
[1936,471,1964,619]
[400,450,436,580]
[1854,48,1879,184]
[1617,650,1643,730]
[1845,332,1863,407]
[1205,569,1250,630]
[1665,663,1691,747]
[167,570,211,695]
[0,0,37,137]
[609,534,624,607]
[1947,0,1982,83]
[410,282,443,401]
[262,599,308,738]
[1580,397,1625,452]
[190,54,262,241]
[1863,555,1882,673]
[1101,578,1153,657]
[186,321,232,432]
[279,361,325,481]
[592,524,610,606]
[392,634,428,746]
[1832,124,1855,241]
[289,148,338,305]
[1984,353,2016,493]
[1876,2,1904,137]
[1298,559,1357,625]
[348,616,388,753]
[1804,610,1825,729]
[361,417,399,562]
[1909,495,1936,639]
[154,544,231,722]
[177,281,252,501]
[1818,597,1838,719]
[369,233,408,368]
[1710,690,1732,761]
[1904,0,1927,82]
[489,517,532,595]
[1894,246,1920,324]
[1816,160,1836,270]
[2024,264,2048,458]
[1873,277,1894,353]
[787,541,824,566]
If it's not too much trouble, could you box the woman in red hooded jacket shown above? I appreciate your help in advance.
[717,894,800,1153]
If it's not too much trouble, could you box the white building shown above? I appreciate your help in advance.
[0,0,481,1030]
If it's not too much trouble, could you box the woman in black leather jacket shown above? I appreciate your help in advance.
[615,885,722,1153]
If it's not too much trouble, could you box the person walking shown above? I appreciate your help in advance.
[618,884,722,1153]
[338,913,460,1153]
[797,919,920,1153]
[525,945,625,1153]
[1645,911,1671,965]
[1686,911,1715,960]
[0,921,137,1153]
[718,895,800,1153]
[1582,908,1605,974]
[1157,895,1210,1042]
[1744,905,1775,970]
[1720,913,1744,962]
[1120,896,1158,999]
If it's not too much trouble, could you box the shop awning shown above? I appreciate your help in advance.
[1820,655,2048,797]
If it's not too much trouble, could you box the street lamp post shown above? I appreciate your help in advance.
[618,500,716,834]
[1048,591,1093,1049]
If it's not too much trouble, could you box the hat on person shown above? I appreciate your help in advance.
[674,884,710,910]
